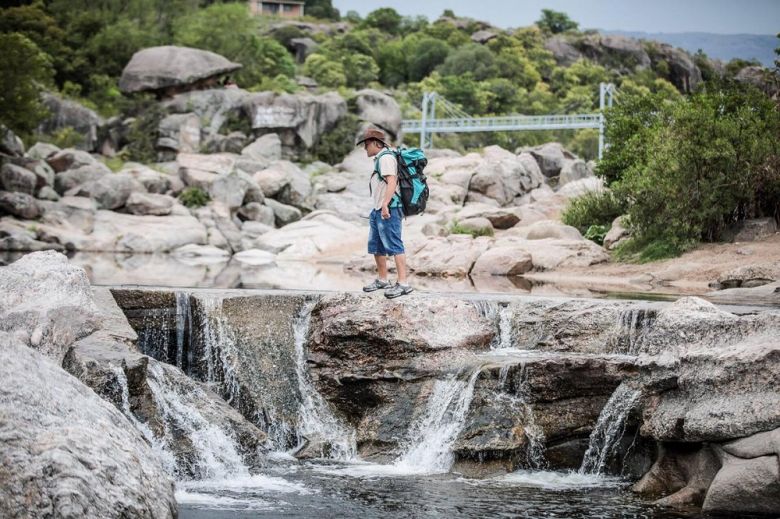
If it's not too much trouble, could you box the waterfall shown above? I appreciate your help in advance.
[138,308,172,362]
[175,292,192,372]
[145,362,249,480]
[292,300,357,461]
[110,365,178,475]
[614,308,655,355]
[394,369,481,473]
[579,383,642,475]
[199,295,241,405]
[514,363,546,469]
[472,302,513,350]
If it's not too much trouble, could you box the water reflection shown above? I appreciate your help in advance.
[1,251,678,300]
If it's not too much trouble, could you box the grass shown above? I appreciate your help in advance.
[450,221,494,238]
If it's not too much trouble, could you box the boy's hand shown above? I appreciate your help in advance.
[381,205,390,219]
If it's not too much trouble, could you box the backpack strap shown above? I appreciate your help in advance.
[370,148,402,208]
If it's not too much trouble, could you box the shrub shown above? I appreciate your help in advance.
[584,224,608,245]
[179,186,210,208]
[561,190,627,234]
[307,113,360,165]
[450,222,494,238]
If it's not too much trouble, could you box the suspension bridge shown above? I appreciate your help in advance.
[401,83,616,159]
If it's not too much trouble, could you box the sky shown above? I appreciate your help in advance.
[331,0,780,35]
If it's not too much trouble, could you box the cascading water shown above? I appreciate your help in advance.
[472,302,513,350]
[613,308,655,355]
[292,300,357,461]
[198,295,241,404]
[513,362,547,469]
[145,362,249,480]
[175,291,192,372]
[579,382,642,475]
[393,369,482,473]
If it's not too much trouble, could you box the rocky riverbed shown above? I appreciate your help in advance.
[2,250,779,517]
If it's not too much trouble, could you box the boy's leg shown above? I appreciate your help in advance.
[393,254,407,284]
[375,254,389,280]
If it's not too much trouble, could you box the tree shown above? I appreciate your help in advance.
[0,32,54,136]
[536,9,578,34]
[305,0,340,20]
[362,7,402,36]
[303,54,346,88]
[438,44,497,81]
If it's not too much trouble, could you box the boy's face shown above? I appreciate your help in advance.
[364,140,381,157]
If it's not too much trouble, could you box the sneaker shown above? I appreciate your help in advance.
[385,282,414,299]
[363,279,391,292]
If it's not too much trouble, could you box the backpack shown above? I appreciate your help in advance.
[374,147,430,217]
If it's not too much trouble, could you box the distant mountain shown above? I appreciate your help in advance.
[601,30,777,67]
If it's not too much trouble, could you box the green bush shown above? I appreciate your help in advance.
[178,186,210,208]
[450,222,494,238]
[561,190,627,233]
[584,224,608,245]
[602,80,780,254]
[307,113,360,165]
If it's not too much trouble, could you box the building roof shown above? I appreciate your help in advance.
[261,0,305,4]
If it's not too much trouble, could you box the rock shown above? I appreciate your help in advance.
[253,211,362,260]
[603,215,630,250]
[0,191,40,219]
[503,237,609,270]
[163,87,250,137]
[203,131,248,154]
[422,223,448,237]
[577,34,652,72]
[37,186,60,201]
[0,251,100,361]
[471,30,497,44]
[734,217,778,242]
[264,198,302,227]
[178,152,237,177]
[54,163,111,194]
[530,142,569,177]
[353,89,402,140]
[157,112,201,156]
[47,148,101,173]
[1,124,25,156]
[289,37,318,63]
[26,142,60,161]
[38,93,104,151]
[69,173,146,210]
[516,220,584,241]
[646,42,702,93]
[0,334,176,518]
[238,202,275,226]
[408,235,492,276]
[120,163,172,194]
[9,157,56,191]
[558,159,590,185]
[253,161,295,197]
[557,177,606,198]
[269,163,312,211]
[242,133,282,162]
[248,91,347,154]
[722,428,780,459]
[234,248,276,266]
[471,247,533,276]
[702,454,780,514]
[458,217,494,235]
[125,192,175,216]
[119,45,241,94]
[0,163,37,195]
[714,263,779,290]
[468,146,544,206]
[209,170,263,211]
[171,243,230,264]
[545,35,583,66]
[456,204,520,229]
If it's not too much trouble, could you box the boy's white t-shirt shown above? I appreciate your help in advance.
[370,150,399,210]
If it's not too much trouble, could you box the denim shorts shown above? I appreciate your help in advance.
[368,206,405,256]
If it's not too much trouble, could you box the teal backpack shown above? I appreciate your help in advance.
[373,147,429,216]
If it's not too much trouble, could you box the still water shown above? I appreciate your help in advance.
[177,461,699,519]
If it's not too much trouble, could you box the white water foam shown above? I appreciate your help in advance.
[146,362,249,480]
[292,299,357,461]
[579,382,642,475]
[199,296,241,404]
[175,291,192,371]
[393,369,482,474]
[471,302,513,350]
[175,490,273,511]
[498,470,624,490]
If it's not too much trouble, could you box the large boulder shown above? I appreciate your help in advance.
[529,142,570,178]
[646,42,702,93]
[0,163,37,195]
[544,35,583,66]
[163,87,251,137]
[157,112,201,158]
[125,192,176,216]
[120,163,173,194]
[471,246,533,276]
[54,163,111,194]
[353,89,403,140]
[0,251,100,362]
[1,124,25,157]
[577,34,652,72]
[37,93,104,151]
[26,142,60,161]
[558,159,590,186]
[252,211,361,260]
[0,191,40,219]
[47,148,102,173]
[703,452,780,514]
[241,133,283,163]
[468,146,544,206]
[69,173,146,210]
[0,334,176,518]
[178,152,238,188]
[208,170,263,211]
[119,45,241,94]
